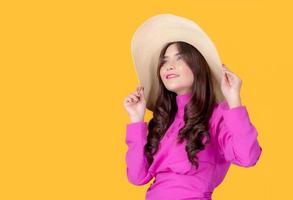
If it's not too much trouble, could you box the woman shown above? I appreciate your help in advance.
[123,14,262,200]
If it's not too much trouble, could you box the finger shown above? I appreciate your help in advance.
[131,92,140,98]
[223,72,232,86]
[224,76,231,87]
[137,86,143,94]
[222,68,233,74]
[126,97,136,104]
[136,87,141,96]
[225,72,235,82]
[223,70,236,79]
[139,87,145,100]
[223,68,233,74]
[126,96,135,102]
[126,98,132,103]
[126,97,134,104]
[138,86,144,95]
[222,65,235,75]
[222,67,229,71]
[131,93,140,99]
[222,65,233,73]
[129,94,139,102]
[223,70,232,76]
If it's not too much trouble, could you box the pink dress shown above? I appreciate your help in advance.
[125,93,262,200]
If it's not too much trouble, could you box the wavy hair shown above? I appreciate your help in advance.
[144,41,217,170]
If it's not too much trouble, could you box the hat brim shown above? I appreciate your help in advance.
[131,13,225,111]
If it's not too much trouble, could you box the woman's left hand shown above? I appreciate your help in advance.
[220,64,243,108]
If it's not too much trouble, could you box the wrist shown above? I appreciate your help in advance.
[227,98,242,109]
[130,116,144,123]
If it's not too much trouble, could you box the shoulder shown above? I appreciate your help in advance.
[209,99,249,129]
[210,99,229,120]
[208,99,230,129]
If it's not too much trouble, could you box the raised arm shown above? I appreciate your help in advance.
[215,102,262,167]
[125,121,153,185]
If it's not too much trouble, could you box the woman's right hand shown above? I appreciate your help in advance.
[123,86,146,123]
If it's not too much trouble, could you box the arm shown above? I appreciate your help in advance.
[215,102,263,167]
[125,121,153,185]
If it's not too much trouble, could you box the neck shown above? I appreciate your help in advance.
[175,92,192,119]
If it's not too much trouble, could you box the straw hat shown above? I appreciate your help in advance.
[130,13,225,111]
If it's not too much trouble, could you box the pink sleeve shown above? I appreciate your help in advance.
[125,121,153,185]
[215,102,263,167]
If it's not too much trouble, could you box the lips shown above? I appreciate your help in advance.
[166,74,179,79]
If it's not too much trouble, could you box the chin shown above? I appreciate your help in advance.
[165,86,181,93]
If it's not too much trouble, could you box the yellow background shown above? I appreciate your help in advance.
[0,0,291,199]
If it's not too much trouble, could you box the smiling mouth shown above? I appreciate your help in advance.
[166,74,180,79]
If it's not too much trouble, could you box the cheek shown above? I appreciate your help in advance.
[181,66,194,82]
[160,68,165,80]
[183,74,194,85]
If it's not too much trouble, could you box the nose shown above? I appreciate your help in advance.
[167,64,175,71]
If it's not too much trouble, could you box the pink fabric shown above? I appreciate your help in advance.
[125,93,262,200]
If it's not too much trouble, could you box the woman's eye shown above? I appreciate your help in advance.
[177,56,182,60]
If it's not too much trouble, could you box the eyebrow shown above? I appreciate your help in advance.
[163,52,182,59]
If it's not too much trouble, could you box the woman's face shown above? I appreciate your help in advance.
[160,43,194,95]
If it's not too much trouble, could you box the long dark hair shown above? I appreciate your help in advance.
[144,41,217,170]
